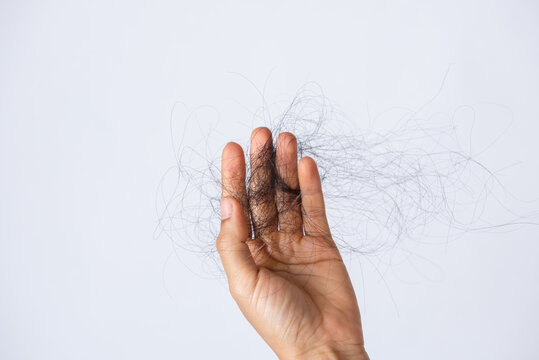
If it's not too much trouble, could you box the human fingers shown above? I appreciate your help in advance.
[221,142,252,237]
[248,127,278,238]
[298,157,332,240]
[275,132,302,235]
[217,197,258,296]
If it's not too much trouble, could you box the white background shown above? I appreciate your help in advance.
[1,1,539,359]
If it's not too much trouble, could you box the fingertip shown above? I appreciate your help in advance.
[276,132,297,147]
[250,127,273,151]
[222,142,246,177]
[222,142,244,158]
[298,157,322,195]
[251,126,272,139]
[276,132,298,159]
[298,156,318,175]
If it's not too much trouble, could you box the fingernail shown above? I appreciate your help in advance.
[221,198,233,220]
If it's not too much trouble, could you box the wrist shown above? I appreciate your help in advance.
[282,343,369,360]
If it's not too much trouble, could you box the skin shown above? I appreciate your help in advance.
[217,127,369,360]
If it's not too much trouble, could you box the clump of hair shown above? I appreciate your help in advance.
[156,85,535,274]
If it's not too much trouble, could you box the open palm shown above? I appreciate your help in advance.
[217,128,368,360]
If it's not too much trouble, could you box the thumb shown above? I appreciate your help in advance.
[217,197,258,295]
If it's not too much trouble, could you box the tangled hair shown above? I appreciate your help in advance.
[156,85,535,274]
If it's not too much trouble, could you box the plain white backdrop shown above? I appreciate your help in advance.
[1,0,539,359]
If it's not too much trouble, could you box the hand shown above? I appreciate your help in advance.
[217,127,369,360]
